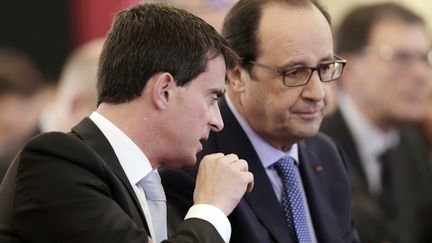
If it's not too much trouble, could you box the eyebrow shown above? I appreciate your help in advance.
[211,88,225,98]
[276,55,335,69]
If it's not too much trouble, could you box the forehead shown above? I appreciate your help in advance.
[368,18,430,51]
[256,3,333,64]
[189,55,226,90]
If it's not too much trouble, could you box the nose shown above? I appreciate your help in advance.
[302,71,326,101]
[209,104,224,132]
[410,58,432,78]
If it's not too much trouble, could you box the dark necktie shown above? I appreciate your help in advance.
[378,149,398,219]
[138,171,167,243]
[274,156,312,243]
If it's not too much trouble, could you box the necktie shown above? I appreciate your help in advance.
[378,149,398,218]
[274,156,312,243]
[138,171,167,243]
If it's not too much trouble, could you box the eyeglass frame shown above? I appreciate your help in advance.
[361,45,432,68]
[246,55,347,87]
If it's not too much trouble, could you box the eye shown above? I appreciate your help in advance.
[320,63,332,74]
[210,90,225,102]
[284,67,309,79]
[392,52,412,63]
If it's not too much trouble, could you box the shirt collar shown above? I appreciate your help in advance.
[89,111,153,185]
[338,92,399,157]
[225,94,299,167]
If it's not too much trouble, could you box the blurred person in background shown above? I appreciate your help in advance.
[39,38,104,133]
[417,63,432,168]
[0,48,48,181]
[320,3,432,243]
[175,0,235,32]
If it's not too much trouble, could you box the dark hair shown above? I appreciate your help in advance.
[222,0,331,71]
[97,3,238,105]
[336,3,425,54]
[0,48,45,96]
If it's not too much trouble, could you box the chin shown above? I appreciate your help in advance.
[178,155,197,169]
[161,154,196,169]
[297,125,320,138]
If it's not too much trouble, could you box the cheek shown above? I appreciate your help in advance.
[188,103,211,130]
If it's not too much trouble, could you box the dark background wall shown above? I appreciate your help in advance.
[0,0,137,84]
[0,0,69,83]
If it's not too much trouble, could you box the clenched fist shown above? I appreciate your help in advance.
[193,153,254,216]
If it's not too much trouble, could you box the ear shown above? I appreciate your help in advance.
[227,65,248,93]
[152,72,176,110]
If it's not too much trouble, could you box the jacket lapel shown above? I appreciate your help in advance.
[298,141,342,243]
[70,118,149,232]
[321,109,369,195]
[218,99,294,243]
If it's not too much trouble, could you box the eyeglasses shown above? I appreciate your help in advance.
[364,46,432,68]
[248,55,347,87]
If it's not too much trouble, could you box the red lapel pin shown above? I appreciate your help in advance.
[314,164,323,172]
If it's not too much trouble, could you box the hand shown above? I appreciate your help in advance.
[193,153,254,216]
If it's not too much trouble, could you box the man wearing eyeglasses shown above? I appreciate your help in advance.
[161,0,359,242]
[320,3,432,243]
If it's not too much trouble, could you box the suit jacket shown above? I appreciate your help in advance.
[0,118,223,243]
[321,108,432,243]
[161,98,359,243]
[0,127,41,183]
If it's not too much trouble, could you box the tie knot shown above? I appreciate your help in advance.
[139,171,166,201]
[273,156,297,185]
[274,156,295,169]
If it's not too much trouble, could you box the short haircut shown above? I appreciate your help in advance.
[336,2,425,54]
[222,0,331,71]
[97,3,238,105]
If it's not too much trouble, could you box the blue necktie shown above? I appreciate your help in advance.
[274,156,312,243]
[138,171,167,243]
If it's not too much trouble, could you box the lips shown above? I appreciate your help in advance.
[199,136,209,143]
[292,105,324,120]
[292,102,325,116]
[295,110,322,120]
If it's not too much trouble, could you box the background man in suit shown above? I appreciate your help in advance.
[0,3,254,243]
[0,48,48,182]
[320,3,432,243]
[39,38,104,133]
[161,0,359,242]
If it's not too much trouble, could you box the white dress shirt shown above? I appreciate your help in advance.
[338,92,398,194]
[90,112,231,242]
[225,95,318,243]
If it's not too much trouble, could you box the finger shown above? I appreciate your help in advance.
[224,153,239,163]
[201,153,225,162]
[245,172,254,192]
[231,159,249,172]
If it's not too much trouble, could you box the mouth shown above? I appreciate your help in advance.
[197,137,208,151]
[294,109,323,120]
[199,136,208,144]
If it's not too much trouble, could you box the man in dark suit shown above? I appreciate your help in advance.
[161,0,359,242]
[320,3,432,243]
[0,3,254,243]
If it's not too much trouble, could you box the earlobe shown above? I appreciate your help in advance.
[227,66,247,92]
[152,73,175,110]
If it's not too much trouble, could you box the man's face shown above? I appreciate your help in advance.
[165,55,225,168]
[0,93,43,156]
[231,4,334,150]
[345,18,431,127]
